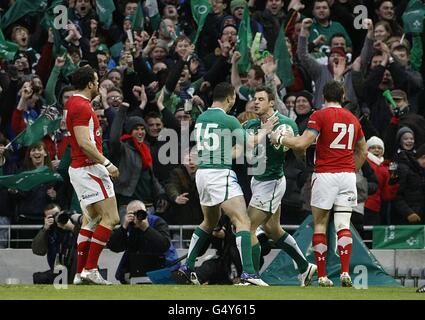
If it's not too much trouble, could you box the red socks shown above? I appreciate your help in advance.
[313,233,328,278]
[76,228,93,274]
[85,225,112,270]
[337,229,353,274]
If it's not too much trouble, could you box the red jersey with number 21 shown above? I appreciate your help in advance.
[64,95,103,168]
[307,106,364,173]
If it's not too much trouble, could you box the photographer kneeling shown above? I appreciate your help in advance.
[108,200,180,284]
[32,203,81,284]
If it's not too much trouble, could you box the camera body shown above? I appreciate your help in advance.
[134,209,147,221]
[49,210,75,230]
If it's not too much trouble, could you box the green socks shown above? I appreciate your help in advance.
[236,231,256,274]
[186,227,210,270]
[252,242,262,273]
[275,233,309,273]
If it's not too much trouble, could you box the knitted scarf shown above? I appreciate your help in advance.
[367,152,384,166]
[120,134,153,170]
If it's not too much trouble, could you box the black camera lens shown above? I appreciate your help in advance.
[134,209,147,220]
[55,212,70,225]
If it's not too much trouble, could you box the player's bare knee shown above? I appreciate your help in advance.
[231,214,250,231]
[200,221,215,233]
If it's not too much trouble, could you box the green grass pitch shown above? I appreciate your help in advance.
[0,285,424,300]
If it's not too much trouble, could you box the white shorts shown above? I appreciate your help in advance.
[310,172,357,210]
[196,169,243,206]
[249,177,286,214]
[69,164,115,206]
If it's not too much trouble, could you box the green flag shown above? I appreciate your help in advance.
[402,0,425,33]
[96,0,116,29]
[0,28,18,61]
[274,24,294,88]
[236,6,252,74]
[1,0,48,29]
[191,0,212,44]
[261,216,400,287]
[0,166,63,192]
[131,1,145,32]
[146,0,161,31]
[14,115,61,147]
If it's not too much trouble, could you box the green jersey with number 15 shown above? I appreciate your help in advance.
[194,108,247,170]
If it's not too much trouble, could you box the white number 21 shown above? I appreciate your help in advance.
[330,123,354,150]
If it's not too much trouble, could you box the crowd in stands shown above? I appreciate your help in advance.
[0,0,425,250]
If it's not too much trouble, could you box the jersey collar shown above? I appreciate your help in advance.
[262,110,278,122]
[73,93,91,101]
[209,107,226,114]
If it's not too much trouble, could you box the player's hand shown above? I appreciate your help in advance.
[107,163,119,179]
[175,192,189,205]
[407,213,421,223]
[260,116,279,134]
[270,129,282,145]
[44,215,55,230]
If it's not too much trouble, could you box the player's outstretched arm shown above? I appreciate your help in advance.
[354,137,368,171]
[74,126,119,178]
[271,129,317,151]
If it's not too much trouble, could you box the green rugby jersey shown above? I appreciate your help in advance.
[194,107,247,169]
[244,111,299,181]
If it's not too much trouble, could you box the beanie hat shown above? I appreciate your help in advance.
[416,144,425,159]
[367,136,385,152]
[230,0,247,13]
[396,126,414,144]
[329,47,346,58]
[295,90,314,108]
[124,116,147,133]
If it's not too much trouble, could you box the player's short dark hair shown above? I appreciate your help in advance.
[71,66,96,90]
[323,80,345,104]
[213,82,235,102]
[255,86,274,102]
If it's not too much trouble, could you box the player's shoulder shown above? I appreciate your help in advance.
[277,113,295,125]
[66,95,91,112]
[244,118,260,128]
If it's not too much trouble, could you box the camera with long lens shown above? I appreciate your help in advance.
[52,210,72,227]
[134,209,147,221]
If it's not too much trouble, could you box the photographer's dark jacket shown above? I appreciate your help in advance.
[110,107,165,205]
[108,213,179,269]
[32,222,80,271]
